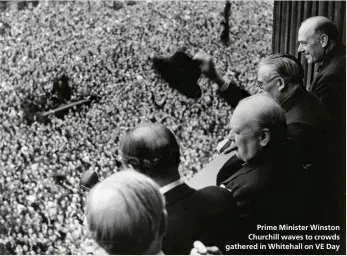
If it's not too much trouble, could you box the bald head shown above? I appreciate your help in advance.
[301,16,339,42]
[120,123,180,179]
[298,16,339,63]
[230,94,287,162]
[86,170,166,255]
[235,94,287,136]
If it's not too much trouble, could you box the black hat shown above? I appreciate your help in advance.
[152,51,202,99]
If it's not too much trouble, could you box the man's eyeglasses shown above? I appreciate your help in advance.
[257,76,280,89]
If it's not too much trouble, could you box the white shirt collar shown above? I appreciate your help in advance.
[159,179,184,194]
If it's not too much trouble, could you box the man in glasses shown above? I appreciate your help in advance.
[194,52,330,188]
[257,54,330,168]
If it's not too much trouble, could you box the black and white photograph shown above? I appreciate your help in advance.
[0,0,345,255]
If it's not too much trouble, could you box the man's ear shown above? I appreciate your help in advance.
[259,128,270,147]
[320,34,329,48]
[278,77,286,92]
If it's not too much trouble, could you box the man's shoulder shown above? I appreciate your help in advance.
[188,185,234,206]
[286,89,329,123]
[164,182,195,205]
[193,186,238,218]
[328,44,346,66]
[197,185,231,196]
[224,162,278,193]
[165,184,235,218]
[320,52,346,80]
[311,71,345,97]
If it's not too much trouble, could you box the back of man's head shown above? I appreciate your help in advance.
[86,169,167,255]
[236,94,287,147]
[302,16,340,43]
[260,53,304,86]
[120,123,181,179]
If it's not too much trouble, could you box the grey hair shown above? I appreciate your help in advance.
[260,53,304,85]
[86,169,166,255]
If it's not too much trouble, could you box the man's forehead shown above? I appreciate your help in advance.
[229,119,242,129]
[230,109,253,129]
[298,23,317,40]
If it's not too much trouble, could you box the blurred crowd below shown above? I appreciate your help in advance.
[0,1,272,254]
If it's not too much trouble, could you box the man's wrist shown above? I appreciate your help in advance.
[213,75,226,88]
[219,79,230,92]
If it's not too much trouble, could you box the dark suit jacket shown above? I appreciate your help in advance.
[309,45,346,224]
[308,43,345,125]
[221,152,307,226]
[216,84,330,185]
[308,44,346,199]
[281,86,331,166]
[162,183,239,255]
[221,152,326,254]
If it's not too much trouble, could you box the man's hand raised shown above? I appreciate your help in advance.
[193,51,219,81]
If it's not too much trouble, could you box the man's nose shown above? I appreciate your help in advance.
[227,131,235,141]
[297,43,303,53]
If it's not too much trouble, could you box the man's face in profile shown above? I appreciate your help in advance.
[229,111,262,163]
[257,64,281,102]
[297,25,325,64]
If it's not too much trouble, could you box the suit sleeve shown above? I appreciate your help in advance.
[311,74,344,123]
[286,122,327,166]
[217,155,244,186]
[312,74,345,190]
[197,188,241,253]
[217,81,251,109]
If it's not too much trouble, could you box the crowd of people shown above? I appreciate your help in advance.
[0,1,273,254]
